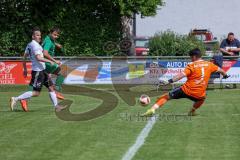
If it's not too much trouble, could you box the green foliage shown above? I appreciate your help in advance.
[0,32,14,56]
[113,0,165,16]
[149,30,206,56]
[0,0,164,56]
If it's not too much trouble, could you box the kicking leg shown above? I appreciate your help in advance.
[141,87,187,117]
[188,99,205,116]
[141,93,170,116]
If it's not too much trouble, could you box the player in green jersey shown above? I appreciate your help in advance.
[42,27,65,92]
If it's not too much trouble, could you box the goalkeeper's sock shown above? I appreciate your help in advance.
[49,91,58,107]
[153,94,170,110]
[55,74,65,91]
[191,100,205,112]
[15,91,33,101]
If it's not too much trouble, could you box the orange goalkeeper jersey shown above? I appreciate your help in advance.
[181,59,219,99]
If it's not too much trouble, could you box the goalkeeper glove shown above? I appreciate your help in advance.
[158,79,169,86]
[223,74,230,79]
[157,79,174,86]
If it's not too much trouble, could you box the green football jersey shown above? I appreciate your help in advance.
[42,35,56,56]
[42,35,58,73]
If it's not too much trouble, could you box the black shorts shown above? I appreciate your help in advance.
[169,87,204,102]
[30,70,53,92]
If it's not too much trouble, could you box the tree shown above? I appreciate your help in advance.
[116,0,164,39]
[149,30,206,56]
[113,0,164,16]
[0,0,164,56]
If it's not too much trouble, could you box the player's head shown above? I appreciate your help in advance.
[227,32,235,42]
[31,27,41,43]
[49,27,60,41]
[189,48,202,61]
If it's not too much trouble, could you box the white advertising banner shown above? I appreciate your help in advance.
[63,59,240,84]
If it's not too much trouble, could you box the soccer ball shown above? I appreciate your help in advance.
[139,94,151,106]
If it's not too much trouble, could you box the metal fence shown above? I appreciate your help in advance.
[0,55,239,61]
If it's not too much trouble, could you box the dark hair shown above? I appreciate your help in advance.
[50,27,60,33]
[189,48,202,58]
[31,27,40,36]
[228,32,234,36]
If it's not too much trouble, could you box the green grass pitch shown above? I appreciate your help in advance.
[0,85,240,160]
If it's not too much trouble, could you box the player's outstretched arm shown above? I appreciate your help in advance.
[166,72,186,84]
[171,72,186,83]
[158,72,186,86]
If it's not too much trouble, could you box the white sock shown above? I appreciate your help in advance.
[49,92,58,107]
[15,91,33,101]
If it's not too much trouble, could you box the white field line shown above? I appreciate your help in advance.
[121,116,157,160]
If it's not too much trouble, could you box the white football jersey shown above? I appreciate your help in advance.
[25,40,46,71]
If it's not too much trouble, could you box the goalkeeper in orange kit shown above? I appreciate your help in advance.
[142,48,230,116]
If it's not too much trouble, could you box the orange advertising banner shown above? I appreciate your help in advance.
[0,61,32,85]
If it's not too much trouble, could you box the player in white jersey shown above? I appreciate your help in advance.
[10,27,66,112]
